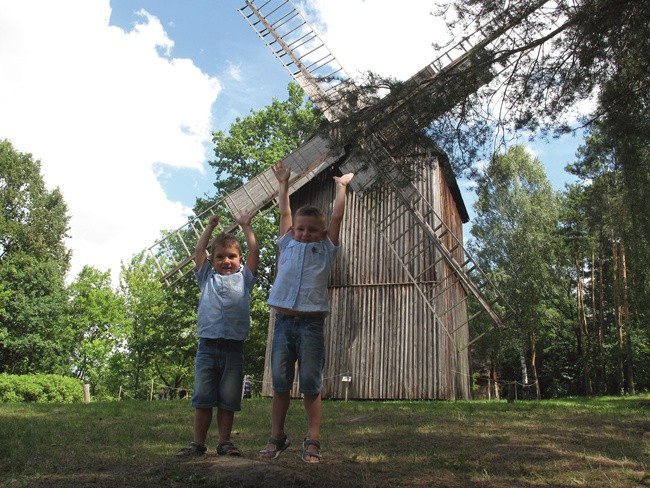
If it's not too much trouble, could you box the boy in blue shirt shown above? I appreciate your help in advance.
[176,210,259,457]
[259,161,353,463]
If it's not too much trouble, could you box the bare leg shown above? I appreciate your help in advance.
[304,392,321,440]
[264,390,291,451]
[303,393,321,461]
[216,408,235,443]
[193,408,212,445]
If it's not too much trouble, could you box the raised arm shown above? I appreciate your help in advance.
[195,214,219,270]
[327,173,354,246]
[234,210,260,274]
[272,161,292,236]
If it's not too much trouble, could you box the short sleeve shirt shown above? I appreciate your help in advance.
[195,261,256,340]
[267,232,338,312]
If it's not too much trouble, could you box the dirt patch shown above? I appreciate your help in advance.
[207,457,311,487]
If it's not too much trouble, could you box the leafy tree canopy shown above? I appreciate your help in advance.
[0,140,72,374]
[67,266,128,394]
[206,82,321,200]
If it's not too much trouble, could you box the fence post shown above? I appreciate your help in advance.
[83,383,91,403]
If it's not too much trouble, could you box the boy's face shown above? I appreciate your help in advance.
[292,214,326,243]
[211,244,242,275]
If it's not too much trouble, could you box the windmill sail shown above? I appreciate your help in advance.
[148,134,343,285]
[240,0,353,122]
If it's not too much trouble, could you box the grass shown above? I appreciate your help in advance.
[0,395,648,487]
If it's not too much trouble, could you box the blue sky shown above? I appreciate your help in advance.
[0,0,584,285]
[109,0,294,204]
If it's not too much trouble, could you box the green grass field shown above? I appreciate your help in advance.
[1,395,648,487]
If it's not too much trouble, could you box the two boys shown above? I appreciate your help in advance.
[178,160,353,462]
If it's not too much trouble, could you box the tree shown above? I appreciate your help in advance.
[152,271,198,398]
[0,140,72,374]
[117,253,198,399]
[208,83,321,198]
[67,266,128,398]
[324,1,648,182]
[470,145,565,398]
[564,123,648,394]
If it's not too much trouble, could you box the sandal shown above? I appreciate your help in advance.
[258,434,290,459]
[176,441,207,457]
[217,441,241,456]
[301,438,321,463]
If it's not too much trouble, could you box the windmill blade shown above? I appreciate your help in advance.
[241,0,560,193]
[354,0,561,155]
[341,134,514,335]
[239,0,354,121]
[148,134,343,285]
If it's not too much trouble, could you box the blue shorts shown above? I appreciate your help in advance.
[192,338,244,411]
[271,313,325,395]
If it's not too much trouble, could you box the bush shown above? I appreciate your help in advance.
[0,374,84,403]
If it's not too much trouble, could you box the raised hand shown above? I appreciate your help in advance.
[207,214,220,228]
[234,210,254,227]
[334,173,354,186]
[272,160,290,183]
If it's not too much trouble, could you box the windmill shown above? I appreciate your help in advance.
[146,0,559,400]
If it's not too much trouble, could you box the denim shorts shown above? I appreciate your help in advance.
[192,338,244,411]
[271,313,326,395]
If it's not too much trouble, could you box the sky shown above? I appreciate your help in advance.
[1,0,583,287]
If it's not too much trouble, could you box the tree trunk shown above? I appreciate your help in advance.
[595,247,607,394]
[491,364,500,400]
[530,328,541,399]
[620,243,635,395]
[612,235,625,395]
[519,330,529,398]
[575,256,592,394]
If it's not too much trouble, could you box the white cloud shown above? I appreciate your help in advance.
[307,0,451,81]
[0,0,221,286]
[226,62,243,82]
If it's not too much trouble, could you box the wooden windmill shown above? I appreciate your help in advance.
[147,0,558,400]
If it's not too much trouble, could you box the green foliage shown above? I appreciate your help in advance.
[446,0,650,136]
[0,373,84,403]
[331,1,648,183]
[117,253,197,399]
[0,140,72,375]
[0,140,71,266]
[67,266,128,398]
[206,82,321,198]
[562,123,649,394]
[469,146,568,396]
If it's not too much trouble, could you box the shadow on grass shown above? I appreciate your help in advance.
[0,396,648,487]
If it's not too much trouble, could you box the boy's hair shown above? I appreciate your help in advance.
[210,233,242,259]
[295,205,326,228]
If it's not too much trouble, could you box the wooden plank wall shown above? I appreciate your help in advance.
[260,159,471,400]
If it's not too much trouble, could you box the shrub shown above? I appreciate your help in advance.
[0,374,84,403]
